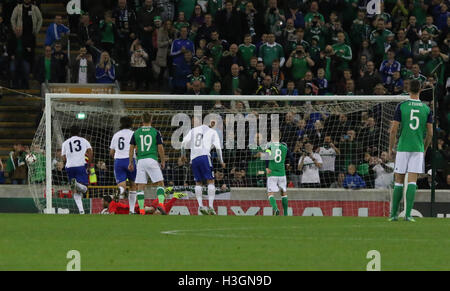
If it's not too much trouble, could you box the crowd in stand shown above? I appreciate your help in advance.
[0,0,450,189]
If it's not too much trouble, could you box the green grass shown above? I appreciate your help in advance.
[0,214,449,271]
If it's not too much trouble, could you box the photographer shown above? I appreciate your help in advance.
[265,0,285,36]
[298,142,322,188]
[286,44,314,82]
[129,39,149,90]
[319,135,340,188]
[71,46,96,84]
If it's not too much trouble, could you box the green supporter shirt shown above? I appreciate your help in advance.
[44,58,51,81]
[176,0,196,20]
[29,152,45,183]
[99,21,115,43]
[261,142,289,177]
[258,42,284,69]
[130,126,163,161]
[290,56,309,80]
[394,99,432,152]
[331,42,352,70]
[238,43,256,68]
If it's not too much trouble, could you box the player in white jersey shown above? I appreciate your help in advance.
[181,117,225,215]
[61,125,93,214]
[110,116,138,214]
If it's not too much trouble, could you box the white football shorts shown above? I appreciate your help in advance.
[135,158,164,184]
[394,151,425,174]
[267,176,287,193]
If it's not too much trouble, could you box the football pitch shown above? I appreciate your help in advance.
[0,214,449,271]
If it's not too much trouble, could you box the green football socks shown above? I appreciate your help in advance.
[282,196,288,216]
[405,183,417,218]
[137,191,145,210]
[157,187,165,204]
[390,183,404,218]
[269,195,278,213]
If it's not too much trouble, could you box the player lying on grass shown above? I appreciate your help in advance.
[388,79,433,222]
[101,191,187,215]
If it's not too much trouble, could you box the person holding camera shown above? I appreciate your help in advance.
[72,46,95,84]
[298,141,323,188]
[286,44,315,82]
[319,135,340,188]
[129,39,149,90]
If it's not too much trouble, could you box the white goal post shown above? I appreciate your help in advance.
[40,93,409,214]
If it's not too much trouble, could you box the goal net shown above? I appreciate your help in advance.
[28,94,408,215]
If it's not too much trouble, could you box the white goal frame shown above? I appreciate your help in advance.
[43,93,410,213]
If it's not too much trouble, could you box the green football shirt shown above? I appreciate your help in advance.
[262,142,289,177]
[130,126,163,160]
[394,98,432,152]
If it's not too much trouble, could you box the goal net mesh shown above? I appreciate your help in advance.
[28,97,400,215]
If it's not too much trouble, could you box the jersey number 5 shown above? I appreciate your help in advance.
[409,109,420,130]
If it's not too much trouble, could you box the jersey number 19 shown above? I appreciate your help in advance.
[140,134,153,151]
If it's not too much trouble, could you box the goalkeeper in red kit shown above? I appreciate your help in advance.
[102,192,186,215]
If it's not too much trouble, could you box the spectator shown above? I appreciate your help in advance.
[423,46,448,87]
[284,1,305,29]
[129,39,149,90]
[197,13,215,43]
[186,65,206,91]
[379,49,401,87]
[190,4,204,27]
[242,1,265,41]
[258,33,285,70]
[177,0,197,21]
[412,30,437,67]
[230,167,248,187]
[265,0,285,36]
[113,0,138,83]
[137,0,161,57]
[298,142,322,188]
[44,14,70,47]
[98,11,118,55]
[387,71,404,94]
[410,63,427,85]
[343,164,366,189]
[395,28,412,65]
[171,50,193,93]
[215,0,248,45]
[318,135,340,188]
[338,129,361,172]
[218,43,245,78]
[358,116,380,155]
[173,11,190,31]
[0,159,5,184]
[268,59,284,91]
[239,34,256,69]
[77,13,101,62]
[280,80,299,96]
[10,0,42,69]
[153,19,173,89]
[95,51,116,83]
[71,46,96,84]
[5,144,27,185]
[33,45,65,84]
[255,75,280,96]
[314,67,329,95]
[222,63,249,95]
[357,152,375,189]
[170,26,195,67]
[330,172,345,188]
[52,40,69,83]
[371,151,395,189]
[285,44,314,84]
[369,18,393,65]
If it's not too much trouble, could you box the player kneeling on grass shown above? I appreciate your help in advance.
[261,134,294,216]
[62,125,93,215]
[129,113,167,215]
[388,79,433,222]
[101,191,187,215]
[110,116,137,214]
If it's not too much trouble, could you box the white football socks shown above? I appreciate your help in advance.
[74,193,84,214]
[207,184,215,208]
[128,191,137,214]
[195,185,203,207]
